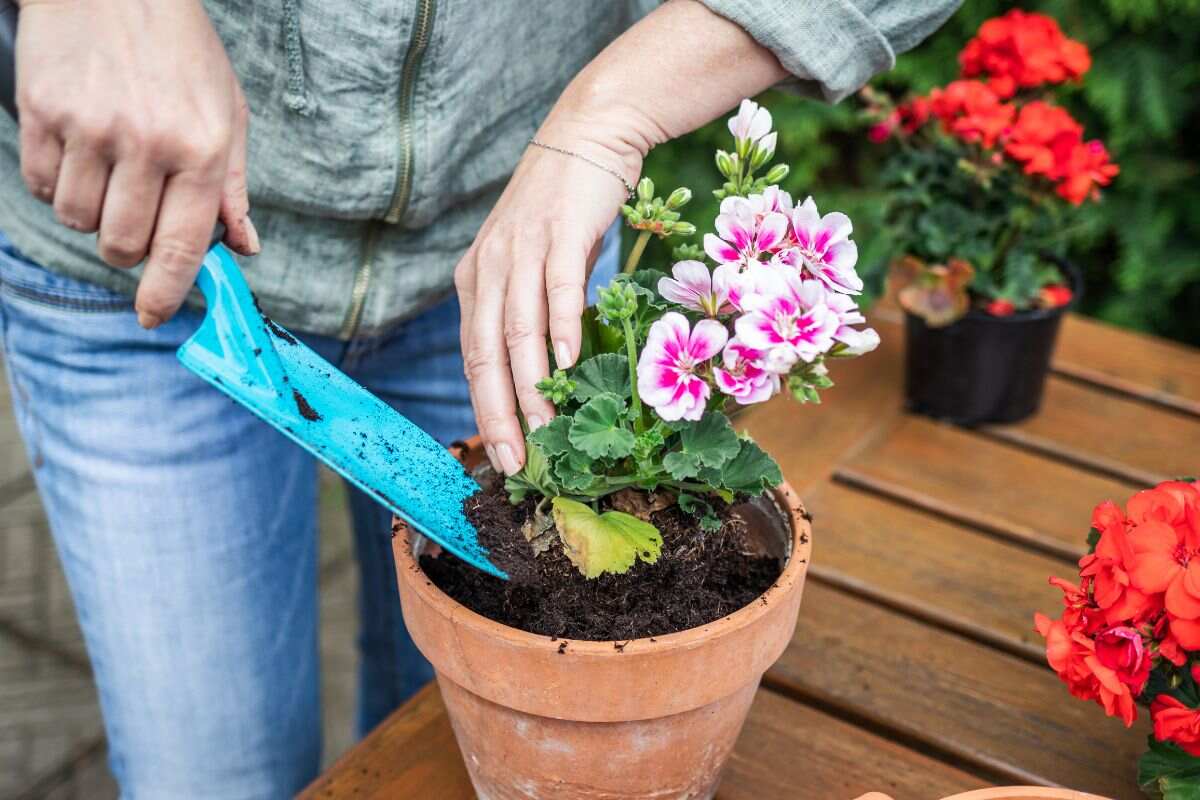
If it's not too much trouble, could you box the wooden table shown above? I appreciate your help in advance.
[302,311,1200,800]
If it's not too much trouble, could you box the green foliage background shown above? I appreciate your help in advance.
[637,0,1200,345]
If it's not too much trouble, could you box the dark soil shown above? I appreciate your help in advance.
[418,474,783,640]
[291,389,322,421]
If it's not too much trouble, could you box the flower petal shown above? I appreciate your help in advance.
[704,233,739,264]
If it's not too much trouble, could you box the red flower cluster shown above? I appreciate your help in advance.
[1005,101,1119,204]
[886,12,1118,206]
[1036,481,1200,747]
[959,9,1091,98]
[927,80,1014,149]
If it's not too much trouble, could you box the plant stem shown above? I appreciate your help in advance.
[623,231,652,274]
[621,316,643,429]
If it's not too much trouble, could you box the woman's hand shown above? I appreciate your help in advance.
[454,118,639,476]
[456,0,787,475]
[15,0,258,329]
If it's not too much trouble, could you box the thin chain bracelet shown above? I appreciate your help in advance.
[529,139,636,199]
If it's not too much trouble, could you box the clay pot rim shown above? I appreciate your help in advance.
[395,477,811,658]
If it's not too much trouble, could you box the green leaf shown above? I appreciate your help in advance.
[551,497,663,578]
[572,354,631,402]
[663,450,702,481]
[664,412,741,479]
[679,412,741,466]
[528,415,573,457]
[568,394,636,459]
[718,439,783,495]
[505,440,557,502]
[1139,738,1200,799]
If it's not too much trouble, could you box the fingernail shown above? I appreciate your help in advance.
[243,215,261,255]
[495,442,521,476]
[137,311,162,330]
[554,340,572,368]
[527,414,546,431]
[484,444,499,472]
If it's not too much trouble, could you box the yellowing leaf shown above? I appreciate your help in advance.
[551,497,662,578]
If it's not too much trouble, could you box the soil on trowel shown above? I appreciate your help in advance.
[417,473,782,641]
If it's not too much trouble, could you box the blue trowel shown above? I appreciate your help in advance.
[181,245,504,578]
[0,1,505,578]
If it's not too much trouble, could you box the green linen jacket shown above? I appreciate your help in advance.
[0,0,960,338]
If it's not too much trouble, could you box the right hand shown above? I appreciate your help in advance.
[15,0,258,328]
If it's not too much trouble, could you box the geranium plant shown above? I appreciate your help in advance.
[506,99,878,578]
[1036,479,1200,799]
[864,10,1119,324]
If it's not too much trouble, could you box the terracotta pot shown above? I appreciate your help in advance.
[857,789,1111,800]
[392,438,811,800]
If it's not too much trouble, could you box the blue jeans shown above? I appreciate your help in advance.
[0,228,618,798]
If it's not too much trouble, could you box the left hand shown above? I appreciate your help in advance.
[454,116,639,476]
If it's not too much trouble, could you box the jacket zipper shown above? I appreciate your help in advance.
[339,0,437,340]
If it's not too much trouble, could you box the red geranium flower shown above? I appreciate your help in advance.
[984,298,1015,317]
[1055,140,1120,205]
[959,9,1091,98]
[1035,613,1139,725]
[1003,101,1083,177]
[928,80,1016,148]
[1039,284,1073,308]
[1152,695,1200,756]
[1126,483,1200,621]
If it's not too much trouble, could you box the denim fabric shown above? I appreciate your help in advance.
[0,0,958,339]
[0,226,618,798]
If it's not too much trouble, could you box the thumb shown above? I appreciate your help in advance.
[217,86,259,256]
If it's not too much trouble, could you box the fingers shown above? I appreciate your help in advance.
[52,142,110,233]
[463,242,525,476]
[505,245,556,434]
[18,115,63,203]
[134,173,221,328]
[545,236,587,370]
[217,87,259,256]
[97,160,165,268]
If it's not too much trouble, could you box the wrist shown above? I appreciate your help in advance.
[538,78,654,187]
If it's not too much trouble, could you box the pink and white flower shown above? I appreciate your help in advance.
[728,99,773,144]
[657,261,739,317]
[785,197,863,294]
[735,270,838,372]
[637,312,728,422]
[703,196,790,267]
[713,340,780,406]
[823,290,881,356]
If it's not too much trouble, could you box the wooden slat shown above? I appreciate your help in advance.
[770,582,1147,798]
[298,682,474,800]
[718,690,984,800]
[836,416,1141,562]
[740,312,904,496]
[302,681,983,800]
[983,376,1200,486]
[1054,315,1200,417]
[805,482,1068,661]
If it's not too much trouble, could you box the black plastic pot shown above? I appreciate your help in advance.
[903,263,1078,426]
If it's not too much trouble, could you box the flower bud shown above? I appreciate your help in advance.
[666,187,692,210]
[715,150,734,178]
[763,163,790,184]
[749,131,777,170]
[636,177,655,203]
[670,221,696,238]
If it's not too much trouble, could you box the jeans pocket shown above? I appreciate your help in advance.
[0,232,133,313]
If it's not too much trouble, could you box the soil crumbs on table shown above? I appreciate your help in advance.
[418,475,782,641]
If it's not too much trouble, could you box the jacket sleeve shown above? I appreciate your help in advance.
[696,0,963,102]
